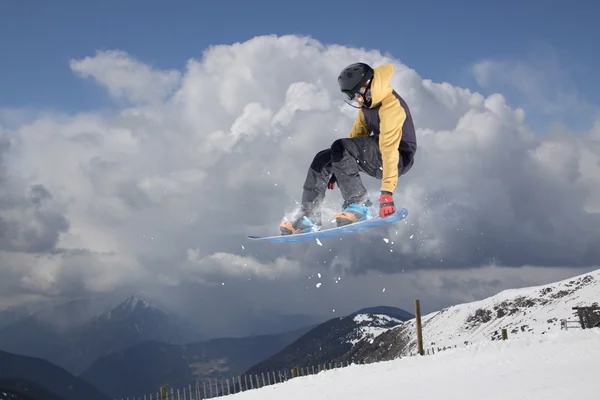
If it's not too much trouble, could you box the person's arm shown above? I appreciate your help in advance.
[378,97,406,194]
[348,111,369,138]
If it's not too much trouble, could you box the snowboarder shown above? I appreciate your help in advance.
[280,62,417,235]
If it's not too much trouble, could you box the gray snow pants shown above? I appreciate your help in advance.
[296,135,413,225]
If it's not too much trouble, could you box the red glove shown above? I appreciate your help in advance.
[379,191,396,218]
[328,174,337,190]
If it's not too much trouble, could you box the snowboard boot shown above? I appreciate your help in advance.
[334,201,373,227]
[280,214,322,235]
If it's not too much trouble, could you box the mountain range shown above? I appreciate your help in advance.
[0,294,201,375]
[80,324,314,398]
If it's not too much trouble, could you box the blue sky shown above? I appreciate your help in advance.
[1,0,598,130]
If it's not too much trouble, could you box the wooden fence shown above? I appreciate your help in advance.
[116,360,358,400]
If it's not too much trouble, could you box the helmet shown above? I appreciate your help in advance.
[338,62,374,105]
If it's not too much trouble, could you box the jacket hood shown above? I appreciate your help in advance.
[368,64,394,108]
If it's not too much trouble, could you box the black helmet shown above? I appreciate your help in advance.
[338,62,374,101]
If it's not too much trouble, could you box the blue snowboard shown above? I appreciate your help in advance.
[248,208,408,243]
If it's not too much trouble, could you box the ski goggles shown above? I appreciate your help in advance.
[343,80,372,104]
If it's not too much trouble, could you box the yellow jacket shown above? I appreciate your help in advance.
[348,64,410,194]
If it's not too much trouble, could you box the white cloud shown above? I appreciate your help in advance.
[70,49,182,104]
[272,81,332,126]
[185,250,303,281]
[1,34,599,313]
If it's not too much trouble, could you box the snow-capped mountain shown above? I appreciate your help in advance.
[91,293,151,322]
[341,268,600,363]
[346,314,404,345]
[0,294,200,375]
[68,294,199,374]
[243,306,410,377]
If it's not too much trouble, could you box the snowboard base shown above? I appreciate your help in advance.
[248,208,408,243]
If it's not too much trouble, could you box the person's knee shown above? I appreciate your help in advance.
[330,138,347,162]
[310,149,331,170]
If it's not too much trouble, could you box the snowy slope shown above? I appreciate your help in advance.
[399,268,600,353]
[227,329,600,400]
[340,268,600,363]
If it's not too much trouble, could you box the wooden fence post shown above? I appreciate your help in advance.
[292,367,299,378]
[160,386,168,400]
[502,328,508,340]
[415,299,424,356]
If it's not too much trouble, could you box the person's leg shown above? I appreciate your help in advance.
[281,135,390,234]
[330,136,383,226]
[280,148,331,234]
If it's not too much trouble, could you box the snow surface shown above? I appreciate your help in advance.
[352,314,400,324]
[228,329,600,399]
[393,268,600,354]
[347,326,391,346]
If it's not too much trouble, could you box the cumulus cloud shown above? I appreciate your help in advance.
[1,34,600,324]
[70,49,182,104]
[0,132,69,256]
[184,250,304,282]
